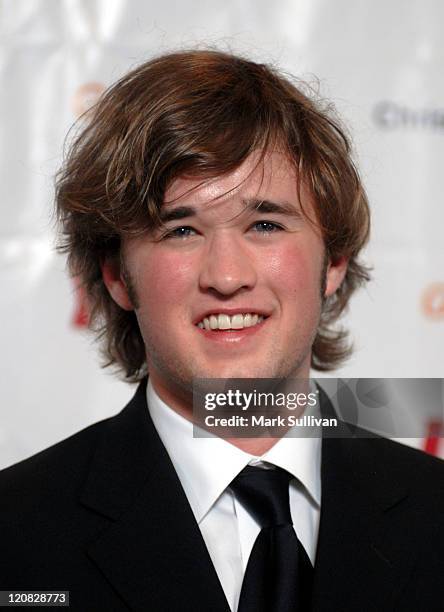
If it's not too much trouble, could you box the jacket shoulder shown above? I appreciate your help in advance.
[368,435,444,477]
[350,435,444,511]
[0,415,114,512]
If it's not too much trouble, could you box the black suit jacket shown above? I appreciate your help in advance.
[1,380,444,611]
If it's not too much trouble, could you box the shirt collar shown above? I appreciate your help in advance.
[147,378,321,523]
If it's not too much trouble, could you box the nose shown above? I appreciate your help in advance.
[199,231,257,296]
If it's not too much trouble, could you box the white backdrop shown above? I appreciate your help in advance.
[1,0,443,468]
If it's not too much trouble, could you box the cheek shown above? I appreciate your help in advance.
[134,251,196,310]
[263,242,323,298]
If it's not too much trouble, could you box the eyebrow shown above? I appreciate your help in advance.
[158,206,196,223]
[158,199,302,224]
[242,198,303,218]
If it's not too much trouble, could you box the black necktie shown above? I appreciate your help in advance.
[230,465,314,612]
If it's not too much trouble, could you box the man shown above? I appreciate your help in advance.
[1,50,443,611]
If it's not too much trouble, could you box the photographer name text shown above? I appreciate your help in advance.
[204,414,338,428]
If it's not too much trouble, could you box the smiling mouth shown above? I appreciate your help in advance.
[196,313,266,331]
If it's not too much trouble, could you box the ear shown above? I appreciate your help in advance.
[101,257,134,311]
[324,256,348,297]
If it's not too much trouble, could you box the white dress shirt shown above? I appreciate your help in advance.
[147,379,321,612]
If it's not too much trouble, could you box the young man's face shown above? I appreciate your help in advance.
[104,150,347,407]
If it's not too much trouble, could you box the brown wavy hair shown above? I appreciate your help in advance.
[56,49,370,381]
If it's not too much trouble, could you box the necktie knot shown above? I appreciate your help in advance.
[230,465,293,528]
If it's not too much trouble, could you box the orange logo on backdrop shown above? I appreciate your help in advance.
[421,283,444,320]
[72,82,106,118]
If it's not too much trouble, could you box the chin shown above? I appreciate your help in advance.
[194,361,278,381]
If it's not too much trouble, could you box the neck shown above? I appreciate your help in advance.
[149,368,310,456]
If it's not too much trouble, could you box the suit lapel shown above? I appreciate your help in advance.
[312,390,415,611]
[80,380,230,612]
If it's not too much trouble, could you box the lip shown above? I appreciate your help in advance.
[192,308,271,326]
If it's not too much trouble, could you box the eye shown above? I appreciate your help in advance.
[250,221,284,234]
[164,226,198,239]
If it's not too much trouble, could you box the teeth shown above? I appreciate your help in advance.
[197,313,265,330]
[231,314,244,329]
[218,314,231,329]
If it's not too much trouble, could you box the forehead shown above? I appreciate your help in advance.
[163,150,302,214]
